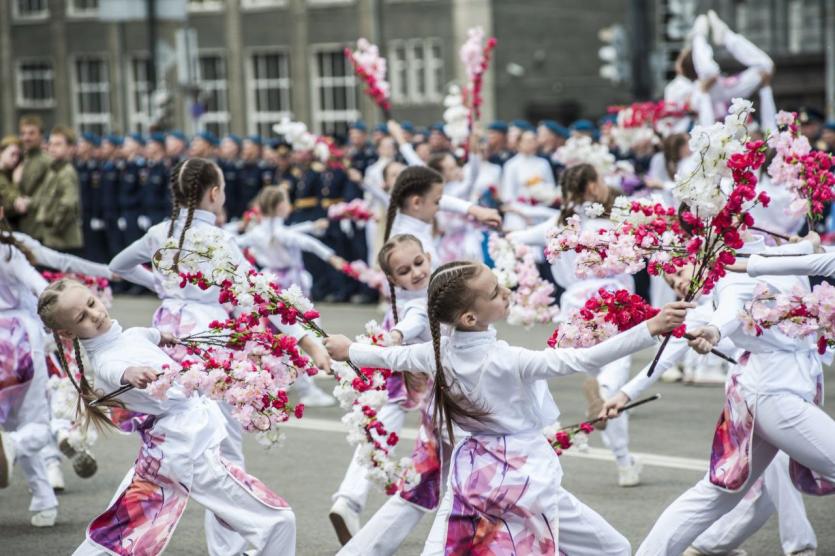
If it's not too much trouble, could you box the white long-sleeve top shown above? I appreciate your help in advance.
[747,240,835,278]
[14,232,112,278]
[390,213,440,270]
[348,323,657,435]
[236,217,334,271]
[391,288,430,344]
[80,321,226,468]
[109,208,308,339]
[0,244,48,313]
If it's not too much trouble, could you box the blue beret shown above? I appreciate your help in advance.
[149,132,166,146]
[81,132,101,147]
[225,134,242,147]
[400,121,415,133]
[798,107,824,124]
[597,114,617,126]
[374,123,389,134]
[350,120,368,132]
[169,130,188,143]
[128,132,146,146]
[430,122,445,132]
[244,135,263,146]
[824,121,835,132]
[540,120,569,139]
[488,120,508,133]
[104,134,123,147]
[570,119,597,132]
[510,119,534,132]
[196,130,219,147]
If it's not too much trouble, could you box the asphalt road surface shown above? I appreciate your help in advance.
[2,296,833,555]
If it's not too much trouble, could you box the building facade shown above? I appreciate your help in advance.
[0,0,830,139]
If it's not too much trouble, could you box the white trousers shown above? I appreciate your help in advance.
[205,402,250,556]
[637,392,835,556]
[333,402,408,512]
[337,496,427,556]
[3,345,58,512]
[692,451,816,555]
[598,357,632,467]
[72,446,296,556]
[421,485,629,556]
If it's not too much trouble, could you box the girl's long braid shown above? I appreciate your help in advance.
[165,160,185,239]
[173,161,199,272]
[53,333,120,433]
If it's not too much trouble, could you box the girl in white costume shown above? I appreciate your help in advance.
[326,261,692,555]
[509,163,641,486]
[337,234,442,555]
[109,158,325,555]
[37,279,296,556]
[636,237,835,555]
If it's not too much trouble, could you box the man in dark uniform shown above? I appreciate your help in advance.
[140,133,171,228]
[537,120,569,183]
[344,122,379,304]
[190,130,218,160]
[76,132,107,262]
[286,157,330,301]
[166,130,188,166]
[486,121,513,167]
[318,163,354,303]
[218,134,243,219]
[99,134,125,261]
[118,133,147,252]
[237,135,275,218]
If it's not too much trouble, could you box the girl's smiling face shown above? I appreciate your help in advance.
[385,240,431,291]
[51,285,113,339]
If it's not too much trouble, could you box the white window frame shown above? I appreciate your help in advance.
[242,0,288,9]
[127,54,152,133]
[787,0,824,54]
[246,48,293,136]
[310,44,360,135]
[15,58,55,109]
[306,0,354,6]
[67,0,100,18]
[12,0,49,21]
[187,0,223,12]
[197,50,231,137]
[71,55,112,135]
[387,37,443,105]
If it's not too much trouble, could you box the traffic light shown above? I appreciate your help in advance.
[598,24,630,83]
[150,88,174,131]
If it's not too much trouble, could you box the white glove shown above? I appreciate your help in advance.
[89,218,105,231]
[137,215,152,230]
[117,217,127,231]
[339,219,353,236]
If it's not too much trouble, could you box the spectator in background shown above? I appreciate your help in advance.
[0,135,27,226]
[31,126,83,254]
[17,115,51,240]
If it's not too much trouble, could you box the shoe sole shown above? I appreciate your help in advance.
[328,511,354,546]
[59,438,77,459]
[0,437,10,488]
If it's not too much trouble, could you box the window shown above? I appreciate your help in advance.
[197,53,230,137]
[16,60,54,108]
[387,38,443,104]
[128,56,152,133]
[734,2,773,51]
[68,0,99,17]
[787,0,824,53]
[72,57,111,136]
[248,50,292,136]
[188,0,223,11]
[311,48,359,136]
[242,0,288,8]
[13,0,49,20]
[306,0,354,6]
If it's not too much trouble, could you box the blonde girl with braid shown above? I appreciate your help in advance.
[36,279,297,556]
[326,261,692,555]
[0,206,60,527]
[109,158,330,553]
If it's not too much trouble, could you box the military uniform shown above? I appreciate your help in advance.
[119,156,147,247]
[32,160,83,251]
[141,159,171,228]
[219,157,243,218]
[17,148,51,239]
[76,156,108,262]
[0,169,24,227]
[317,165,354,302]
[237,160,275,218]
[100,157,125,258]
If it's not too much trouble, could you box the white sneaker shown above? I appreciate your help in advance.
[46,460,65,491]
[30,508,57,527]
[690,14,709,39]
[708,9,730,45]
[788,550,816,556]
[618,457,642,487]
[300,386,337,408]
[0,431,15,488]
[328,497,360,546]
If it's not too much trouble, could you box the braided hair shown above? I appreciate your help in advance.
[0,192,35,264]
[427,261,490,443]
[383,165,443,242]
[166,158,223,270]
[37,279,123,433]
[556,163,618,225]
